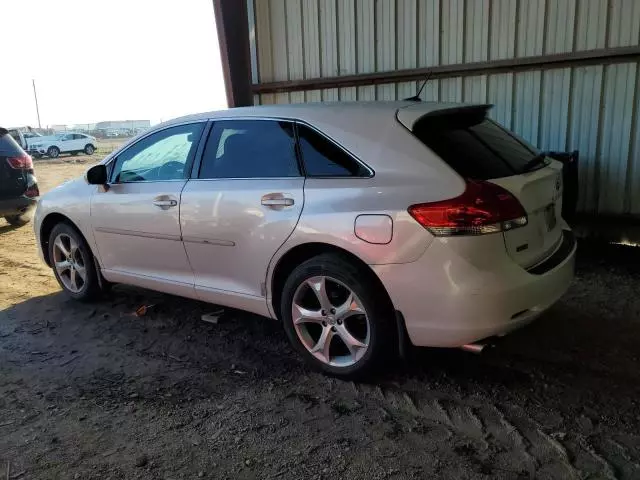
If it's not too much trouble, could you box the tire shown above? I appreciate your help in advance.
[48,223,102,301]
[280,253,396,378]
[84,144,95,155]
[47,146,60,158]
[4,212,32,226]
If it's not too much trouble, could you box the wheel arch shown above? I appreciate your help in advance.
[269,242,395,321]
[40,213,92,267]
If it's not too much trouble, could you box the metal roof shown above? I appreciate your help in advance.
[240,0,640,217]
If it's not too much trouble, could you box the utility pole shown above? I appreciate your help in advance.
[32,79,42,129]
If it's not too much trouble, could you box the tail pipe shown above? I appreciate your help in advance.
[460,343,490,355]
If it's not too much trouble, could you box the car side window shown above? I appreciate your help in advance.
[111,123,204,183]
[62,134,73,141]
[297,124,370,177]
[198,120,299,179]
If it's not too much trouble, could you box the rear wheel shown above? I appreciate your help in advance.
[84,144,95,155]
[280,253,396,378]
[4,212,32,226]
[49,223,101,301]
[47,146,60,158]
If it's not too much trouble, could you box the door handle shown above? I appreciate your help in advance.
[153,199,178,208]
[261,195,294,208]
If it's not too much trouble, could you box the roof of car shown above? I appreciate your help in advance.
[107,101,492,179]
[165,101,487,126]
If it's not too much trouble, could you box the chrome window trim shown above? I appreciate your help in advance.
[102,119,209,169]
[295,121,375,179]
[187,177,303,182]
[194,118,303,180]
[105,120,208,185]
[196,115,375,179]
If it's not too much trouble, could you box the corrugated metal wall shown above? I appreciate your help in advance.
[250,0,640,216]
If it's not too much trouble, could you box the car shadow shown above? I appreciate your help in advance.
[2,241,639,403]
[0,223,22,234]
[394,241,640,399]
[0,283,303,398]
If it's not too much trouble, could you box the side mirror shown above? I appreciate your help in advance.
[86,164,108,185]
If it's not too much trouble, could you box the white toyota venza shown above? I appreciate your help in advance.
[35,102,576,377]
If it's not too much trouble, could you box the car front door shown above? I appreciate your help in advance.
[58,134,74,153]
[72,134,87,151]
[91,122,206,298]
[180,119,304,315]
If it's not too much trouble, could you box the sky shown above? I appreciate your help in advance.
[2,0,227,128]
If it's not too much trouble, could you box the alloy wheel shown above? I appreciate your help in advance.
[291,275,370,367]
[52,233,87,293]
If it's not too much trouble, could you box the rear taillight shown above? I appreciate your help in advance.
[6,154,33,170]
[408,180,528,236]
[24,185,40,198]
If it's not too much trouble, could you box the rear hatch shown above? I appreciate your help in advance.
[0,128,35,200]
[398,104,564,269]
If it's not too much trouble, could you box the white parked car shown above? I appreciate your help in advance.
[30,133,97,158]
[7,129,43,152]
[34,102,576,377]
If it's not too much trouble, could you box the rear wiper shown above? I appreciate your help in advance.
[522,152,548,172]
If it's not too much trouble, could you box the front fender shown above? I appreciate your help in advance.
[34,178,98,265]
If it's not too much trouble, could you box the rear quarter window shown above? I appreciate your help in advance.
[297,124,370,177]
[0,133,26,157]
[412,116,537,180]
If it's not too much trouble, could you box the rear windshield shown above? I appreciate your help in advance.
[0,132,26,157]
[412,114,538,180]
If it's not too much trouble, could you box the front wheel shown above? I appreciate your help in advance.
[47,146,60,158]
[280,253,396,378]
[49,223,102,301]
[84,144,95,155]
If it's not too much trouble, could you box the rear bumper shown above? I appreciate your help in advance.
[373,230,576,348]
[0,196,38,217]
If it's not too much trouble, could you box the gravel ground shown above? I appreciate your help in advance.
[1,162,639,479]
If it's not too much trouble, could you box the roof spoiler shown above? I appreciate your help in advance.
[413,104,493,131]
[418,104,493,118]
[397,104,494,131]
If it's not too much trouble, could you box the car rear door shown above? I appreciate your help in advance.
[90,122,206,296]
[399,105,565,269]
[180,119,303,314]
[490,162,564,268]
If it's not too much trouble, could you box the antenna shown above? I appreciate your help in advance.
[403,71,432,102]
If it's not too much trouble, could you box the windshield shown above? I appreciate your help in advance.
[412,115,541,180]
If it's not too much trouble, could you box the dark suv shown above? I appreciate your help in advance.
[0,128,39,226]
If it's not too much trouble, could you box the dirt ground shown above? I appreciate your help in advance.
[1,161,640,479]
